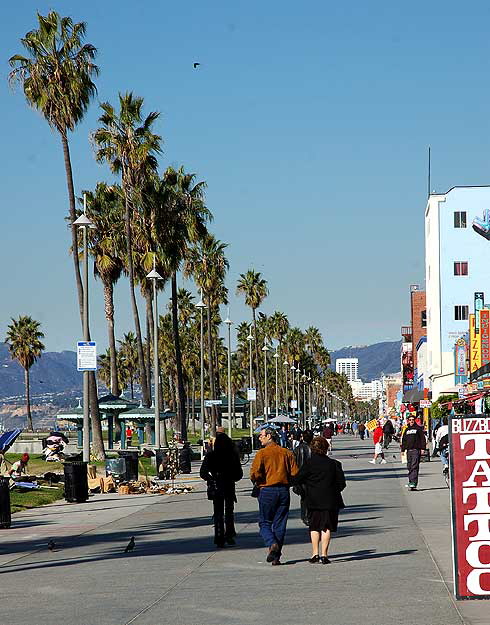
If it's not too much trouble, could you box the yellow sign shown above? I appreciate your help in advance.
[470,314,482,373]
[366,418,378,432]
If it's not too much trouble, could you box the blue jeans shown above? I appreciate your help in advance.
[258,486,290,548]
[440,448,448,467]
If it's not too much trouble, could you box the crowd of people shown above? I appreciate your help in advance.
[199,412,448,563]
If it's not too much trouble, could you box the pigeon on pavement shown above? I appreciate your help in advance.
[48,540,56,551]
[124,536,135,553]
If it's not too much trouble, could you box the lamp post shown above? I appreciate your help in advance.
[73,196,93,463]
[290,364,296,419]
[247,327,254,444]
[262,341,270,419]
[283,359,289,414]
[308,375,312,427]
[196,292,206,457]
[296,366,301,426]
[146,262,164,448]
[224,312,233,437]
[302,371,307,429]
[274,349,279,417]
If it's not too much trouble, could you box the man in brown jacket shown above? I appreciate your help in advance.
[250,427,299,565]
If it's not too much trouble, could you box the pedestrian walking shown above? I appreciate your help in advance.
[279,425,289,448]
[382,418,394,448]
[250,427,298,565]
[200,433,243,548]
[369,422,387,464]
[358,422,366,440]
[352,421,358,437]
[401,415,426,490]
[293,429,314,525]
[435,417,449,469]
[322,422,334,450]
[292,436,346,564]
[291,424,302,450]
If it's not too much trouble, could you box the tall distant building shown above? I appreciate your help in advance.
[425,186,490,399]
[336,358,359,382]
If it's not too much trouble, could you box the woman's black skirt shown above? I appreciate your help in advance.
[308,508,339,532]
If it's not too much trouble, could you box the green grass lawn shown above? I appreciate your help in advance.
[9,486,64,514]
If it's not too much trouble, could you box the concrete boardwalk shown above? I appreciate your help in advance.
[0,437,484,625]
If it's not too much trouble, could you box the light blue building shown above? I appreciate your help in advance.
[425,186,490,399]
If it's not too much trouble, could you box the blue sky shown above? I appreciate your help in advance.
[2,0,490,353]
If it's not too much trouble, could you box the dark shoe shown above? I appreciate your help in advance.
[320,556,331,564]
[215,541,225,548]
[267,543,280,563]
[226,537,236,546]
[271,558,281,566]
[309,555,320,564]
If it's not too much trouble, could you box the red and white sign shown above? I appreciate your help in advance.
[450,415,490,599]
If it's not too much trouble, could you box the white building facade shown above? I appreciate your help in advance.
[335,358,359,382]
[350,378,382,401]
[425,186,490,400]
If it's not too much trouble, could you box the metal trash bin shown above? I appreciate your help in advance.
[0,477,11,529]
[63,461,88,503]
[117,450,139,481]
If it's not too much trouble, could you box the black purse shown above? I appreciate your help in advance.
[251,484,260,498]
[207,479,218,500]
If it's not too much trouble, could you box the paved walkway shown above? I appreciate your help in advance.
[0,437,485,625]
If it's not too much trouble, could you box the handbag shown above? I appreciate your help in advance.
[251,484,260,498]
[207,479,218,500]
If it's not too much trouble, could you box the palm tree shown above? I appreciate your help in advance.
[269,311,289,406]
[184,234,229,435]
[118,332,139,399]
[236,270,269,413]
[82,183,124,396]
[9,11,105,457]
[93,92,161,408]
[5,316,45,430]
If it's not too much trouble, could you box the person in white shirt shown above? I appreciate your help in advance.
[435,417,449,468]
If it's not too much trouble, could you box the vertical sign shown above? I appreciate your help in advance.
[475,292,484,334]
[449,415,490,598]
[480,309,490,366]
[454,338,467,385]
[470,314,482,374]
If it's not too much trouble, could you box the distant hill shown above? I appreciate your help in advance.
[0,344,80,399]
[329,340,401,381]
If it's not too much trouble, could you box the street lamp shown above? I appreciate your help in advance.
[302,371,307,429]
[146,262,164,448]
[274,349,279,417]
[73,197,93,463]
[262,340,270,419]
[290,364,296,419]
[196,292,206,456]
[247,328,254,444]
[224,312,233,437]
[296,366,301,426]
[283,359,289,414]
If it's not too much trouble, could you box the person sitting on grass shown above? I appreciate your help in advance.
[8,453,30,478]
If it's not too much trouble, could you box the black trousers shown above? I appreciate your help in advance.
[407,449,421,486]
[213,496,236,544]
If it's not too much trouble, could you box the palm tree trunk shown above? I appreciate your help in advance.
[205,295,217,436]
[252,309,264,414]
[171,273,187,440]
[103,281,119,396]
[61,132,105,459]
[123,194,150,406]
[24,368,33,431]
[191,378,196,434]
[144,290,153,404]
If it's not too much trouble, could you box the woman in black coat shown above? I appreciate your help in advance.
[293,436,346,564]
[200,433,243,548]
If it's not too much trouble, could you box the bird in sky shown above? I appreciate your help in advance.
[193,62,200,69]
[48,540,56,551]
[124,536,135,553]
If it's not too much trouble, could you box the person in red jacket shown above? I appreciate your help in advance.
[369,422,387,465]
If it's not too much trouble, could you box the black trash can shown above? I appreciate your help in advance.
[117,450,139,481]
[0,477,11,529]
[241,436,252,454]
[63,461,88,503]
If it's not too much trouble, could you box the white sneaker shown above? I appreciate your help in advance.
[368,460,376,464]
[380,459,387,464]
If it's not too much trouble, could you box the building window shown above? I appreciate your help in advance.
[454,211,467,228]
[454,305,469,321]
[454,261,468,276]
[421,310,427,328]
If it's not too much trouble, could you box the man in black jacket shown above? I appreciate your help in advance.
[401,416,426,490]
[293,430,314,525]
